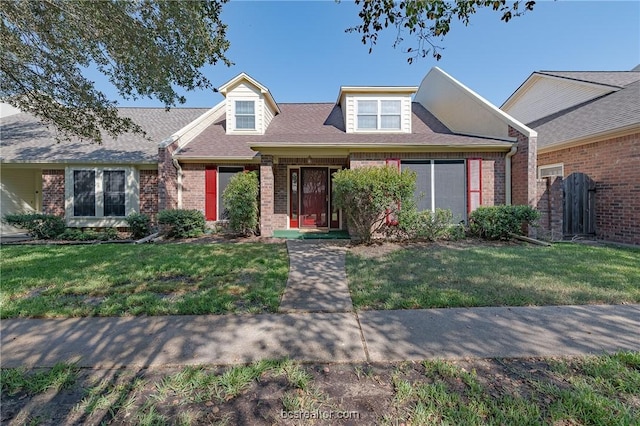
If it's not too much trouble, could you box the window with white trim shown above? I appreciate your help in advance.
[357,99,401,130]
[538,163,563,179]
[235,100,255,130]
[70,169,128,217]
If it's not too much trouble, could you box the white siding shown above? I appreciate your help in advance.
[503,77,614,124]
[1,168,39,233]
[415,68,512,139]
[225,81,277,135]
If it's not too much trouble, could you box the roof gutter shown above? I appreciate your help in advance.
[505,144,518,205]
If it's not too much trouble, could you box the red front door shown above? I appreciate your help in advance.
[300,168,328,227]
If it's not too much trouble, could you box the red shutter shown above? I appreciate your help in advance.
[386,158,401,225]
[205,166,217,221]
[467,158,482,214]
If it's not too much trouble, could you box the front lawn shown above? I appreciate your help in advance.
[0,243,289,318]
[347,242,640,310]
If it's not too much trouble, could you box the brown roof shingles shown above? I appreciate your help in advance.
[176,103,513,159]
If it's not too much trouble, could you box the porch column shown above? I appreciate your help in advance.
[260,155,274,237]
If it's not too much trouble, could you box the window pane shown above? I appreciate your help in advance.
[380,115,401,129]
[104,171,125,217]
[357,100,378,114]
[381,100,401,114]
[235,101,254,114]
[402,162,431,212]
[74,170,96,216]
[236,115,255,129]
[434,160,466,223]
[357,115,377,129]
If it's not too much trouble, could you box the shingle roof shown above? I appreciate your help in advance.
[176,102,513,158]
[537,71,640,88]
[0,108,208,163]
[528,78,640,148]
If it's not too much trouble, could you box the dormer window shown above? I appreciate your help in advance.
[235,100,255,130]
[357,99,401,130]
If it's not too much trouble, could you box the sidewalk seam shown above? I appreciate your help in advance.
[354,311,371,363]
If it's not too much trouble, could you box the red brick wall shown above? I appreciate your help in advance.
[41,169,65,217]
[538,132,640,245]
[260,156,275,236]
[158,142,178,210]
[181,163,206,214]
[139,170,158,220]
[534,177,563,241]
[348,152,506,206]
[509,127,537,207]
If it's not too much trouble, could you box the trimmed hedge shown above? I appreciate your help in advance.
[397,208,463,241]
[157,209,205,239]
[126,212,152,239]
[222,171,259,235]
[3,213,66,239]
[469,205,540,240]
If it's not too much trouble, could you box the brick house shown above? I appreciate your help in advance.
[1,67,537,236]
[502,66,640,245]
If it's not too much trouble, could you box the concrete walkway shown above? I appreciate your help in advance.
[1,241,639,368]
[279,240,353,313]
[2,305,639,368]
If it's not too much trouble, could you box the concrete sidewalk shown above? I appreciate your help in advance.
[1,304,639,368]
[279,240,353,313]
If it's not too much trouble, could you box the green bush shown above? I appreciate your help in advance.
[333,166,416,244]
[222,171,259,235]
[126,212,152,239]
[157,209,205,239]
[397,207,459,241]
[3,213,65,239]
[469,205,540,240]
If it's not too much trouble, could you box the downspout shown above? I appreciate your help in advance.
[172,158,183,209]
[505,144,517,205]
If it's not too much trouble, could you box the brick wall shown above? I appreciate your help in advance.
[348,152,506,206]
[181,163,206,214]
[260,156,275,236]
[533,176,563,241]
[509,126,537,207]
[41,169,65,217]
[538,132,640,245]
[139,170,158,221]
[158,142,178,210]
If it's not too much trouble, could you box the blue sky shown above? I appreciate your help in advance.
[110,0,640,108]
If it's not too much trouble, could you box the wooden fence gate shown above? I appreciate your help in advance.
[563,172,596,237]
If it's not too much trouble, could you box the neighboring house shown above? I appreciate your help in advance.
[502,66,640,245]
[1,67,537,237]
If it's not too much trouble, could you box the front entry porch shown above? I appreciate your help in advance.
[289,167,341,230]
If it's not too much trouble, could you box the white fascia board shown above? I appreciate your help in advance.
[159,100,225,150]
[218,72,280,114]
[424,67,537,138]
[336,86,419,105]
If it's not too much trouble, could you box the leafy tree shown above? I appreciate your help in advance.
[0,0,230,142]
[348,0,536,63]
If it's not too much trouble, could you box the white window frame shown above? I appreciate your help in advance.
[356,98,402,131]
[538,163,564,179]
[235,100,256,130]
[65,166,139,227]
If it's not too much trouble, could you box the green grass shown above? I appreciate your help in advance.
[0,362,79,396]
[0,243,289,318]
[347,243,640,310]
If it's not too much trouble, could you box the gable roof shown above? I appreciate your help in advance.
[1,108,209,164]
[529,78,640,150]
[175,102,514,160]
[218,72,280,114]
[536,70,640,89]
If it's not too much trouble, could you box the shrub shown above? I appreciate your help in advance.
[222,171,259,235]
[58,228,119,241]
[333,166,416,244]
[397,207,458,241]
[126,212,152,239]
[469,205,540,240]
[157,209,205,238]
[3,213,65,239]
